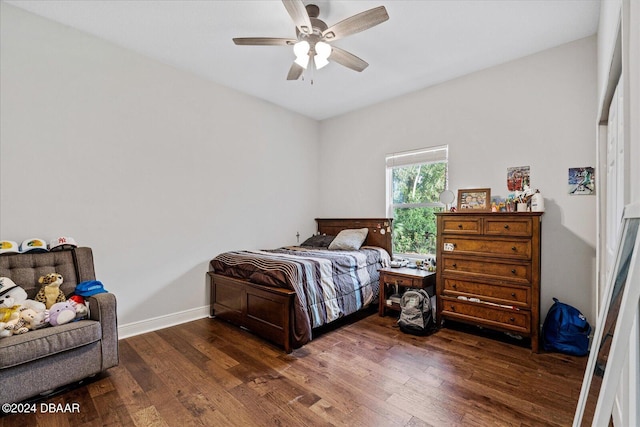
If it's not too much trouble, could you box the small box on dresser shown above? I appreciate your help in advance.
[435,212,543,352]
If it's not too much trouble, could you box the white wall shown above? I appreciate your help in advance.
[0,3,320,333]
[319,36,598,322]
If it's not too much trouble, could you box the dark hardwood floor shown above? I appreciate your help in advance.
[2,310,589,426]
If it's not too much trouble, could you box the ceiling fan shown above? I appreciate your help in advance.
[233,0,389,80]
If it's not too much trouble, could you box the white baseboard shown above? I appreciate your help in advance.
[118,305,210,339]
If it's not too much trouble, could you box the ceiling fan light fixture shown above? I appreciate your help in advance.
[314,54,329,69]
[293,40,310,68]
[294,55,309,69]
[315,41,331,58]
[293,40,310,57]
[314,41,331,69]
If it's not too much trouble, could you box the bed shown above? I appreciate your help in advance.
[208,218,393,352]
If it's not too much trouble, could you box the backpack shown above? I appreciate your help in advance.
[398,289,435,335]
[542,298,591,356]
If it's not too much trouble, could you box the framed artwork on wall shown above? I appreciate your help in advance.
[569,167,595,195]
[507,166,530,191]
[457,188,491,212]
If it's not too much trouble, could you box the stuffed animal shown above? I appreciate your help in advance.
[424,254,437,272]
[0,277,48,337]
[45,301,76,326]
[0,305,22,338]
[16,307,47,332]
[67,295,89,320]
[0,277,47,312]
[35,273,66,309]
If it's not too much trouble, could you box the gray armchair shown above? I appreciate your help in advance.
[0,247,118,404]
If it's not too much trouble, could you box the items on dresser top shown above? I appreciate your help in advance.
[435,212,543,352]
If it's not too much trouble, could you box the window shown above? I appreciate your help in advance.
[386,145,448,257]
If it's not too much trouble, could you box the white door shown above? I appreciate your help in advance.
[605,78,625,284]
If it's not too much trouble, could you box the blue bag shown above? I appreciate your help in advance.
[542,298,591,356]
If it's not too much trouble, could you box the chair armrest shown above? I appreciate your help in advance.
[87,292,119,369]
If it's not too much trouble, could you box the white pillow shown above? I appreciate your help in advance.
[328,228,369,251]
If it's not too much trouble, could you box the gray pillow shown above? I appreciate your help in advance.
[328,228,369,251]
[300,234,335,248]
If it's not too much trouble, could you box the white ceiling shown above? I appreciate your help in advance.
[5,0,601,120]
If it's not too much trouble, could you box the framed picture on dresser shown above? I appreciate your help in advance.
[457,188,491,212]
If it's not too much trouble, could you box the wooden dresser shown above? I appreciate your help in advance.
[435,212,543,352]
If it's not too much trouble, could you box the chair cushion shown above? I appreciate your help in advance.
[0,320,102,369]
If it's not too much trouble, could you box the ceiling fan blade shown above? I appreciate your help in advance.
[282,0,313,35]
[287,62,304,80]
[233,37,296,46]
[329,47,369,72]
[322,6,389,41]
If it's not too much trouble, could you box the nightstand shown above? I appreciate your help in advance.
[378,267,436,316]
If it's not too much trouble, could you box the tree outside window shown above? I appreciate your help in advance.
[386,147,448,256]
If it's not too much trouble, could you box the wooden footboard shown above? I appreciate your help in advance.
[208,272,296,353]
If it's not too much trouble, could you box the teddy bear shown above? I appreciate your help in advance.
[16,307,47,332]
[35,273,66,309]
[45,301,76,327]
[0,277,47,337]
[0,277,47,311]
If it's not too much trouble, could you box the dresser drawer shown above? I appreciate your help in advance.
[441,297,531,333]
[380,272,422,288]
[441,236,531,259]
[443,279,530,307]
[442,256,531,284]
[441,217,482,234]
[484,217,533,237]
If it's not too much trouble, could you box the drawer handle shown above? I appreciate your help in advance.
[450,305,456,311]
[458,224,463,229]
[504,224,510,229]
[511,292,516,297]
[511,246,517,251]
[452,263,457,268]
[452,283,457,289]
[453,243,457,248]
[509,317,515,322]
[511,269,516,274]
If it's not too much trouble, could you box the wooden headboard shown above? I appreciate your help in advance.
[315,218,393,256]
